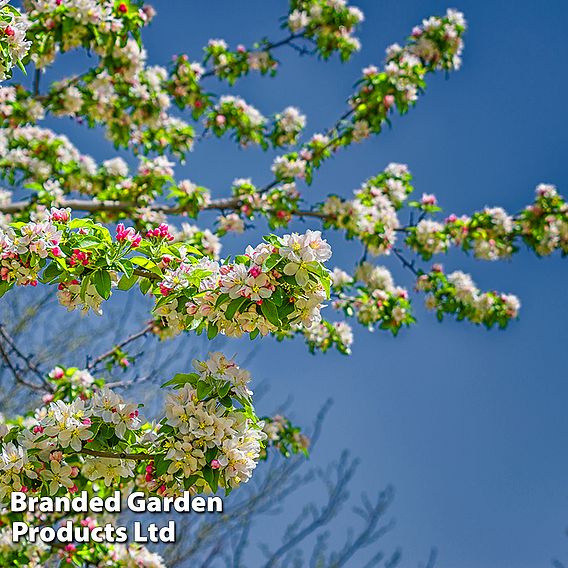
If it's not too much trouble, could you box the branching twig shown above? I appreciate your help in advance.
[87,324,153,371]
[0,338,47,392]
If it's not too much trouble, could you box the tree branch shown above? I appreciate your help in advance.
[76,448,153,461]
[87,324,153,371]
[0,337,47,392]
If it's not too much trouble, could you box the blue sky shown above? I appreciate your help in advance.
[29,1,568,566]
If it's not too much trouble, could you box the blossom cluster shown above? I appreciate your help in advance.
[158,230,332,340]
[23,0,151,69]
[3,0,363,157]
[0,9,466,221]
[518,183,568,256]
[221,178,303,231]
[0,212,332,342]
[262,414,310,459]
[0,352,265,503]
[406,184,568,260]
[0,84,44,125]
[203,38,278,84]
[199,0,364,85]
[287,0,364,60]
[320,163,413,255]
[0,1,30,81]
[341,9,465,147]
[0,6,460,170]
[207,95,267,147]
[0,354,311,566]
[416,265,521,328]
[47,41,196,158]
[331,262,414,335]
[300,319,354,355]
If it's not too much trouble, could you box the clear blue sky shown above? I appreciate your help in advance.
[36,1,568,566]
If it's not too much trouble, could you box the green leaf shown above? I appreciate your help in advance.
[218,381,232,399]
[214,292,229,309]
[69,219,93,230]
[161,372,200,388]
[115,259,134,278]
[0,281,12,298]
[197,380,213,400]
[139,278,151,295]
[220,395,233,408]
[93,270,112,300]
[207,324,218,340]
[154,455,170,477]
[263,253,282,271]
[184,474,199,490]
[202,466,219,492]
[260,300,280,326]
[225,296,248,320]
[271,287,284,307]
[131,256,162,276]
[118,273,138,291]
[179,244,203,257]
[79,274,91,301]
[43,258,62,278]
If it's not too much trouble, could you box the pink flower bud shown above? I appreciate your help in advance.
[211,459,221,470]
[51,367,65,380]
[383,95,395,109]
[421,193,437,206]
[249,265,262,278]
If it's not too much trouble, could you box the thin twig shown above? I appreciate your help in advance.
[0,324,51,388]
[33,68,41,96]
[0,338,47,391]
[392,248,421,277]
[87,324,153,371]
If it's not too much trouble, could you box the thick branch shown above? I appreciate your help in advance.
[0,197,329,221]
[0,197,240,215]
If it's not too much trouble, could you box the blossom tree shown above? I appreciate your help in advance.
[0,0,565,565]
